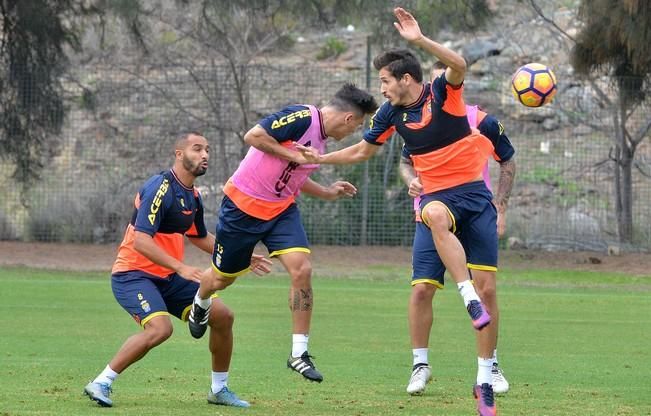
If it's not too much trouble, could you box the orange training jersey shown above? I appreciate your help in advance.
[364,74,494,193]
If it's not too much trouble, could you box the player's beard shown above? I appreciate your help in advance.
[183,158,207,177]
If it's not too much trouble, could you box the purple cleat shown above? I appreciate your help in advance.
[473,383,497,416]
[467,300,491,330]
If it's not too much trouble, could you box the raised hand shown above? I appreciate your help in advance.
[393,7,423,43]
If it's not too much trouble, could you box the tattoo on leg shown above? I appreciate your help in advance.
[290,291,300,311]
[300,288,313,311]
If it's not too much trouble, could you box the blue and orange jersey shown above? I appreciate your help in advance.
[365,73,495,193]
[112,169,207,278]
[401,108,515,163]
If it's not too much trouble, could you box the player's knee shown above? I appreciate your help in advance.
[423,205,451,233]
[290,262,312,286]
[411,283,436,303]
[209,305,234,330]
[145,321,173,345]
[476,281,497,304]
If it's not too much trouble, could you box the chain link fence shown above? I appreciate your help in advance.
[1,63,650,251]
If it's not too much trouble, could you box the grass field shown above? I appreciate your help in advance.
[1,266,650,415]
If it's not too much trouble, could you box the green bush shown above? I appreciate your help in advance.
[316,37,348,60]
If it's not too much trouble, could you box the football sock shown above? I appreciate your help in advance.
[493,349,498,364]
[412,348,429,367]
[457,280,481,307]
[194,293,211,309]
[292,334,309,357]
[211,371,229,393]
[94,365,119,386]
[477,357,494,385]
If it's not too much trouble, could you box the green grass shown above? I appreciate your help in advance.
[1,266,650,415]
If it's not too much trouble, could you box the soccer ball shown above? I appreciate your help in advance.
[511,63,557,107]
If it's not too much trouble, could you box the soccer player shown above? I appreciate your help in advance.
[297,7,502,415]
[400,90,516,396]
[83,132,272,409]
[187,83,379,383]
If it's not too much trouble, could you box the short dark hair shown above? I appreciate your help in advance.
[373,49,423,83]
[329,82,379,115]
[174,131,204,151]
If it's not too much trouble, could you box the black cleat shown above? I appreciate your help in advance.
[287,351,323,382]
[188,302,210,339]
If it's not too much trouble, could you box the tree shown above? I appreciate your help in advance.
[0,0,82,196]
[533,0,651,243]
[571,0,651,243]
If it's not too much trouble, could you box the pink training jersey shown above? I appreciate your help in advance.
[413,105,491,217]
[228,105,326,219]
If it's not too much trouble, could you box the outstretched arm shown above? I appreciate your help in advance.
[297,140,379,165]
[393,7,466,85]
[493,158,516,237]
[300,178,357,201]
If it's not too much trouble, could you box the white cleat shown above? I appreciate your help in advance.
[491,363,509,394]
[406,365,432,396]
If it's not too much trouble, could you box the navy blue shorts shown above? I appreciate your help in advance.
[414,181,498,287]
[212,195,310,277]
[111,271,199,327]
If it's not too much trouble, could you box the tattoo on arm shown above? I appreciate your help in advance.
[495,159,516,212]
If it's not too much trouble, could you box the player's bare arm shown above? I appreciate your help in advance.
[398,155,423,198]
[187,233,216,254]
[244,125,308,164]
[296,140,379,165]
[493,159,516,237]
[133,230,203,282]
[300,177,357,201]
[393,7,466,86]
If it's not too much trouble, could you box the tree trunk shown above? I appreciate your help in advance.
[614,102,634,243]
[617,149,634,243]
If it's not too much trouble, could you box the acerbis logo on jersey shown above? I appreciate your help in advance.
[270,109,311,129]
[148,179,170,225]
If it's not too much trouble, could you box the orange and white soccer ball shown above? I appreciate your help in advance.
[511,63,557,107]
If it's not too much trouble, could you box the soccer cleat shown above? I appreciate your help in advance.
[83,382,113,407]
[473,383,497,416]
[491,362,509,394]
[467,300,491,330]
[207,386,250,408]
[406,364,432,396]
[287,351,323,382]
[188,301,210,339]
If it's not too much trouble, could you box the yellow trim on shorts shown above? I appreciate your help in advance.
[181,304,192,321]
[411,278,444,289]
[212,263,250,278]
[181,293,219,322]
[421,201,456,234]
[141,311,170,327]
[269,247,311,258]
[467,263,498,272]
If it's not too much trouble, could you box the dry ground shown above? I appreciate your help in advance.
[0,241,649,276]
